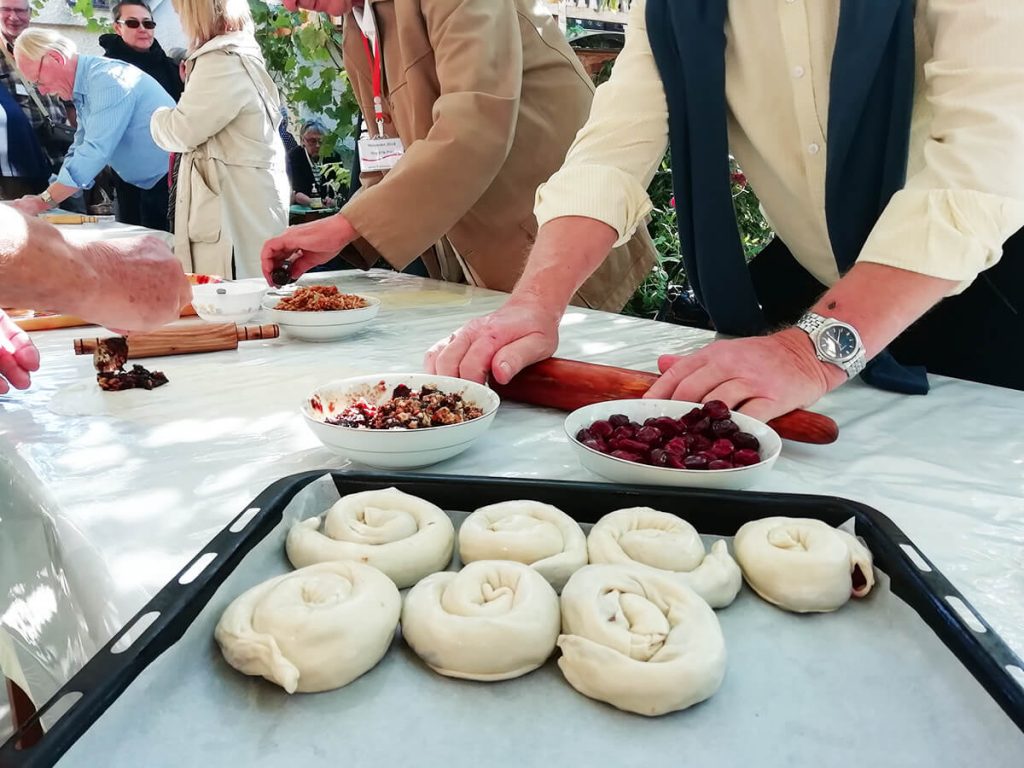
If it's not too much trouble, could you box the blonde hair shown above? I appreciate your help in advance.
[13,28,78,64]
[173,0,253,49]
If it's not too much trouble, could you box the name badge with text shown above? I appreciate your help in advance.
[359,136,405,172]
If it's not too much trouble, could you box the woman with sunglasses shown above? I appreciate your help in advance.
[100,1,183,102]
[100,1,182,230]
[149,0,289,279]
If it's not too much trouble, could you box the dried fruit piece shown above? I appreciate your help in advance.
[732,432,760,451]
[271,260,295,287]
[682,454,709,470]
[702,400,730,420]
[709,439,735,459]
[711,418,739,438]
[732,449,762,466]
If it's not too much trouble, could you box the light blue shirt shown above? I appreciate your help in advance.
[57,55,173,191]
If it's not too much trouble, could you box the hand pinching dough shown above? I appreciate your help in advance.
[214,561,401,693]
[588,507,742,608]
[286,487,455,588]
[458,500,587,591]
[558,564,727,716]
[401,560,561,681]
[733,516,875,613]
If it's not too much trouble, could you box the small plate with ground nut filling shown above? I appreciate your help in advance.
[302,373,500,469]
[262,286,381,341]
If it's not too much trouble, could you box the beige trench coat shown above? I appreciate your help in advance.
[150,32,289,279]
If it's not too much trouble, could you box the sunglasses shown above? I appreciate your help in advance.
[118,18,156,29]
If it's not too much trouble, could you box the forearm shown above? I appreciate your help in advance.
[0,207,99,313]
[512,216,619,308]
[780,261,957,389]
[44,182,80,206]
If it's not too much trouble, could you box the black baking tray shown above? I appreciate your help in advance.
[3,470,1023,767]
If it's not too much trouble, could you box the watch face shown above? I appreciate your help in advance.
[817,324,859,362]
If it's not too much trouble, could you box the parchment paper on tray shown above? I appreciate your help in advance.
[51,474,1024,768]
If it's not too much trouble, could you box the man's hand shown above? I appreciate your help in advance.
[425,295,562,384]
[293,192,313,207]
[644,328,841,421]
[74,235,193,332]
[0,310,41,395]
[6,196,51,217]
[260,213,358,284]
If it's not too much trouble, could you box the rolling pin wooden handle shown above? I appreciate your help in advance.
[491,357,839,445]
[73,323,279,359]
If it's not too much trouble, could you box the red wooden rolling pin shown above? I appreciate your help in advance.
[491,357,839,445]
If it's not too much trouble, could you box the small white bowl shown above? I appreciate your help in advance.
[302,373,500,469]
[263,294,381,342]
[191,282,268,323]
[564,399,781,490]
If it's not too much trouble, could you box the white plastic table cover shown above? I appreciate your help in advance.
[39,218,174,249]
[1,268,1022,722]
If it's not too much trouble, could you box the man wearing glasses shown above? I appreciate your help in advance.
[0,0,72,197]
[6,28,174,229]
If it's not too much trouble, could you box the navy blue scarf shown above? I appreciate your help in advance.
[0,82,49,179]
[646,0,927,394]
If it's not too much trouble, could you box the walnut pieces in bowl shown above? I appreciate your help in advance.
[262,285,381,342]
[325,384,485,430]
[303,374,500,469]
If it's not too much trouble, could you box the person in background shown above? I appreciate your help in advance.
[150,0,288,279]
[288,118,342,208]
[7,29,173,228]
[0,0,72,195]
[428,0,1024,412]
[0,205,191,395]
[0,61,48,197]
[261,0,655,312]
[100,0,182,226]
[278,102,298,154]
[100,1,182,100]
[164,46,187,233]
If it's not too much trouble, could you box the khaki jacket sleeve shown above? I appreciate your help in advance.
[150,53,245,153]
[858,0,1024,292]
[341,0,523,270]
[534,0,668,247]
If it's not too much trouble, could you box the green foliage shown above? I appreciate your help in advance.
[40,0,111,32]
[248,1,361,162]
[621,154,774,320]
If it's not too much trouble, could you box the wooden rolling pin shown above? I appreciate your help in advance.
[491,357,839,445]
[73,323,279,359]
[14,303,198,332]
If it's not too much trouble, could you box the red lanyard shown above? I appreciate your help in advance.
[359,30,386,136]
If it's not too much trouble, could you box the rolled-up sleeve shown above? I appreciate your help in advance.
[534,0,668,247]
[56,85,133,190]
[858,0,1024,292]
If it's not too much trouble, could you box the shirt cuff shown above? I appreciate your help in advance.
[857,188,1024,295]
[55,164,89,190]
[534,164,654,248]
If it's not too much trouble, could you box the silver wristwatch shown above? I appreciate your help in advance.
[39,189,55,208]
[795,312,866,377]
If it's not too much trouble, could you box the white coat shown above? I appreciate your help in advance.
[150,31,289,279]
